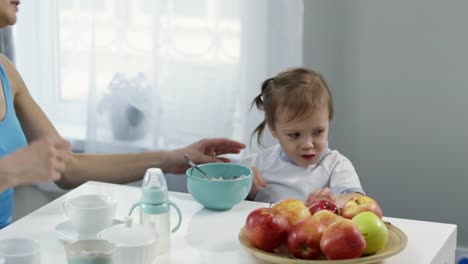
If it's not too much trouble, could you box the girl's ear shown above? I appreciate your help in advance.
[267,122,278,139]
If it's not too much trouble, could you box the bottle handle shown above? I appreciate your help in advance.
[128,201,142,216]
[168,200,182,233]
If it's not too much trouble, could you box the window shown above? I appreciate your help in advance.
[14,0,303,153]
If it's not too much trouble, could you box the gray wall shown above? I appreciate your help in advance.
[304,0,468,247]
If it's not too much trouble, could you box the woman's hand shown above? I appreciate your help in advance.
[305,188,337,207]
[2,137,70,187]
[167,138,246,174]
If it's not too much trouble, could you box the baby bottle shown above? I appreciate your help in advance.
[129,168,182,255]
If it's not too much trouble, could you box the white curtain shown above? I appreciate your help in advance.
[0,27,15,62]
[13,0,303,157]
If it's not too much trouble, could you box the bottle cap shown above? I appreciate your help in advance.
[141,168,168,204]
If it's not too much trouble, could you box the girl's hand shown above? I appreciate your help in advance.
[305,188,337,207]
[5,137,70,186]
[247,167,266,200]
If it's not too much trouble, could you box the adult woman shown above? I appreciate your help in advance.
[0,0,245,228]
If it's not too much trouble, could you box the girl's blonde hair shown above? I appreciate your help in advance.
[251,67,333,147]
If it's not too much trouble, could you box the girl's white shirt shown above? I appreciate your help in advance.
[240,144,364,203]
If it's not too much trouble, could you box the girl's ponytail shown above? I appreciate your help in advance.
[249,77,274,147]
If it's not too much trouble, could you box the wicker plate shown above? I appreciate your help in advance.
[238,222,407,264]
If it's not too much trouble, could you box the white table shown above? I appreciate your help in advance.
[0,181,457,264]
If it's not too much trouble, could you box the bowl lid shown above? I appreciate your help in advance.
[98,217,157,247]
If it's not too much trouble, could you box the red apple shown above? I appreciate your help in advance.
[287,217,326,259]
[310,210,342,228]
[320,219,366,260]
[340,195,383,219]
[308,199,339,215]
[244,207,290,252]
[272,198,311,226]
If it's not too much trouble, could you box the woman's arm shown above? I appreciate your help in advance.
[60,138,245,189]
[0,55,62,142]
[1,55,246,189]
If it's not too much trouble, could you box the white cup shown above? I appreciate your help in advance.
[63,194,117,239]
[64,239,115,264]
[0,238,41,264]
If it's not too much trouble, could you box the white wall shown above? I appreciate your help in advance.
[304,0,468,247]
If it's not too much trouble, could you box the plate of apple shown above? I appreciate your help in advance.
[239,196,407,263]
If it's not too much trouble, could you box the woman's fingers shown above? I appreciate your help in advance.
[51,169,62,181]
[37,137,69,180]
[201,138,246,154]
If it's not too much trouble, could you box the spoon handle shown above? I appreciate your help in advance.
[193,166,209,178]
[183,154,210,179]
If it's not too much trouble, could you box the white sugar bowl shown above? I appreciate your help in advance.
[98,216,158,264]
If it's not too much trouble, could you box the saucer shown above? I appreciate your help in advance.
[54,219,123,242]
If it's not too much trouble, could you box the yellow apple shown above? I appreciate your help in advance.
[310,209,342,228]
[272,198,311,226]
[340,195,383,219]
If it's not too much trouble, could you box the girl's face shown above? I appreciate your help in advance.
[269,106,330,167]
[0,0,19,28]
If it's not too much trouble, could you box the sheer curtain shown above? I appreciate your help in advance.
[14,0,303,157]
[0,27,15,62]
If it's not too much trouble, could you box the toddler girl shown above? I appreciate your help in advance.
[241,67,364,206]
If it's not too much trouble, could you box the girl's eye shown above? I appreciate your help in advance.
[313,130,324,136]
[288,133,300,139]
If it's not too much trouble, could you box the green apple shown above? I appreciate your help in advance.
[351,211,388,255]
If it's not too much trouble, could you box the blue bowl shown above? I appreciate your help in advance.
[186,163,253,211]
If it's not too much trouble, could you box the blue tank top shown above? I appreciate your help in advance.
[0,63,28,228]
